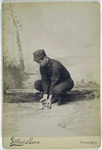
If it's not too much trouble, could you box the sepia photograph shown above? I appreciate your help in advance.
[2,1,101,149]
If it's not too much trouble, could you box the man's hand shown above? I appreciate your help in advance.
[47,95,52,109]
[39,94,48,103]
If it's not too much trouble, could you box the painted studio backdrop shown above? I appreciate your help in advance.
[2,2,100,90]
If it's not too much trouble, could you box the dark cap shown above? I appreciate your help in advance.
[33,49,47,61]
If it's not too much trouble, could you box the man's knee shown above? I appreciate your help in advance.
[34,80,42,91]
[34,80,39,90]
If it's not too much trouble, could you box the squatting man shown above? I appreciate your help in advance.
[33,49,74,109]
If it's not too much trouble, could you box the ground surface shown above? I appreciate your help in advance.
[3,89,100,137]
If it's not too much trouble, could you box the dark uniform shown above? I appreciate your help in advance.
[34,58,74,98]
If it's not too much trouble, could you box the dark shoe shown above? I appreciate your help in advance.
[57,97,64,106]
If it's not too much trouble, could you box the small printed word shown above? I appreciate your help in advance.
[79,141,97,145]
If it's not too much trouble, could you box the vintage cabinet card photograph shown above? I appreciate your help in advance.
[2,1,101,149]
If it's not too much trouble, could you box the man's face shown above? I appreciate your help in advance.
[35,57,48,67]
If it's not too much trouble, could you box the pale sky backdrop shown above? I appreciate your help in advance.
[3,2,100,83]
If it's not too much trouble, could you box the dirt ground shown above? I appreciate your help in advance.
[3,89,101,137]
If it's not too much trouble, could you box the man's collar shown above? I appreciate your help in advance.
[46,58,52,67]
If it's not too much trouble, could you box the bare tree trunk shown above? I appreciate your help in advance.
[9,4,24,72]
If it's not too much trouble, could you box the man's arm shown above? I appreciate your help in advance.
[49,66,61,95]
[40,67,50,94]
[46,67,61,109]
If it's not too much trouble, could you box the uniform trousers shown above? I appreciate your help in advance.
[34,78,74,98]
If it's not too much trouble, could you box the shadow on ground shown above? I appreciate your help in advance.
[3,92,43,103]
[61,89,100,105]
[3,89,100,103]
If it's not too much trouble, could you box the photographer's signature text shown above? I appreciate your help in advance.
[10,136,40,147]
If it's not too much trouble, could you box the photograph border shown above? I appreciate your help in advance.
[0,0,102,149]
